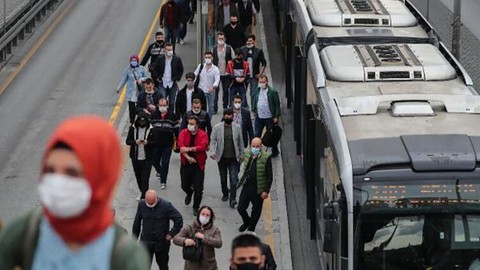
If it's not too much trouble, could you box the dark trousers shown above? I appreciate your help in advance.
[164,27,177,52]
[218,157,239,199]
[131,159,152,199]
[152,145,173,184]
[237,186,264,231]
[229,85,248,108]
[180,164,205,209]
[144,241,170,270]
[159,84,179,113]
[216,75,231,111]
[255,117,278,154]
[128,101,137,124]
[178,22,187,40]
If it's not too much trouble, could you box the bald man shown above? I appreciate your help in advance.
[133,189,183,270]
[236,138,273,232]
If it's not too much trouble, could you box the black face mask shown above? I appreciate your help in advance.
[156,40,164,45]
[231,21,238,26]
[236,57,243,61]
[235,263,261,270]
[224,118,233,124]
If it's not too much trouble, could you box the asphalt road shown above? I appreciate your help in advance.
[0,1,290,269]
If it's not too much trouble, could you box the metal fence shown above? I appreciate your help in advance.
[410,0,480,90]
[0,0,30,29]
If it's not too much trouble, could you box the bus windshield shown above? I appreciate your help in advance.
[354,179,480,270]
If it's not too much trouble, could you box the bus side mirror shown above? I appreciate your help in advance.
[323,202,340,253]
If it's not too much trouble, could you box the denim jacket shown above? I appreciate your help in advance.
[117,65,148,102]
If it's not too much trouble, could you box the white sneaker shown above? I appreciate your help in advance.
[179,39,185,45]
[156,173,161,181]
[161,183,166,190]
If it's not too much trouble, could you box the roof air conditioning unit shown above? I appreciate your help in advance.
[306,0,417,27]
[320,44,457,82]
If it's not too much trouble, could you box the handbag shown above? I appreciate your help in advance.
[182,238,203,261]
[262,124,282,148]
[131,68,145,92]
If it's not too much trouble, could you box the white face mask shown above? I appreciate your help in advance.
[199,215,210,225]
[217,40,225,45]
[38,173,92,219]
[159,106,168,113]
[234,103,242,109]
[166,50,173,57]
[187,124,197,132]
[192,108,201,114]
[146,199,158,208]
[246,44,254,48]
[205,58,212,65]
[259,83,267,89]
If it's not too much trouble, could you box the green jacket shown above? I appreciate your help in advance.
[252,86,281,119]
[238,149,273,194]
[0,209,150,270]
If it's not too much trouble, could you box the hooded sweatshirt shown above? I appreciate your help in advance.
[42,116,122,244]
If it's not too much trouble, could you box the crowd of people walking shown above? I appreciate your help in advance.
[0,1,281,269]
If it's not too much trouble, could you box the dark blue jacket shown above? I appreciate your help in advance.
[230,107,254,148]
[136,90,163,113]
[132,198,183,247]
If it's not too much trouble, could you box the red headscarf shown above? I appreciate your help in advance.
[130,54,139,62]
[41,116,122,244]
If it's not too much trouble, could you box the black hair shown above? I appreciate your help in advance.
[187,115,199,124]
[235,48,243,56]
[231,234,263,255]
[155,31,164,36]
[217,31,225,37]
[185,72,196,79]
[196,205,215,226]
[247,34,256,41]
[233,94,242,101]
[165,42,174,48]
[52,141,73,150]
[145,78,154,84]
[204,51,213,56]
[134,112,150,127]
[223,108,234,116]
[192,98,202,105]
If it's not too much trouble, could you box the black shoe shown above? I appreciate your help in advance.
[222,194,229,202]
[230,199,237,208]
[193,208,199,216]
[185,194,192,205]
[239,223,249,232]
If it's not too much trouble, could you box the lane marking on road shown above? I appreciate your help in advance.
[0,0,79,97]
[108,1,164,124]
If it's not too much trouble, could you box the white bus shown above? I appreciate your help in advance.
[274,0,480,269]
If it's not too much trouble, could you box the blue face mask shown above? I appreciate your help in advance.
[130,61,138,67]
[251,147,261,155]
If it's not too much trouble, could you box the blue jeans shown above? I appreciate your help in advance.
[204,91,215,117]
[159,83,179,113]
[152,145,173,184]
[247,77,258,108]
[229,85,248,108]
[218,158,239,199]
[255,117,279,154]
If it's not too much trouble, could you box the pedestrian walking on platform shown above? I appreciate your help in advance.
[178,115,210,216]
[194,51,220,117]
[223,14,246,50]
[230,233,266,269]
[173,206,223,270]
[176,0,191,45]
[136,78,163,115]
[117,54,148,124]
[141,31,166,71]
[210,109,244,207]
[213,32,235,111]
[252,75,281,157]
[237,137,273,232]
[160,0,183,51]
[133,190,183,270]
[242,231,277,270]
[150,98,179,189]
[240,35,266,107]
[176,72,207,120]
[231,95,254,148]
[152,43,184,111]
[237,0,257,36]
[0,116,150,270]
[180,99,213,138]
[215,0,239,33]
[126,112,155,200]
[226,49,250,108]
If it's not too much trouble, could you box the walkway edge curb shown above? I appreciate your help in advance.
[257,8,294,270]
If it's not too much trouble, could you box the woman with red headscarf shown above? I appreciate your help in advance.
[0,116,149,270]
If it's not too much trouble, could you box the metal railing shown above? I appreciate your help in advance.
[0,0,62,63]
